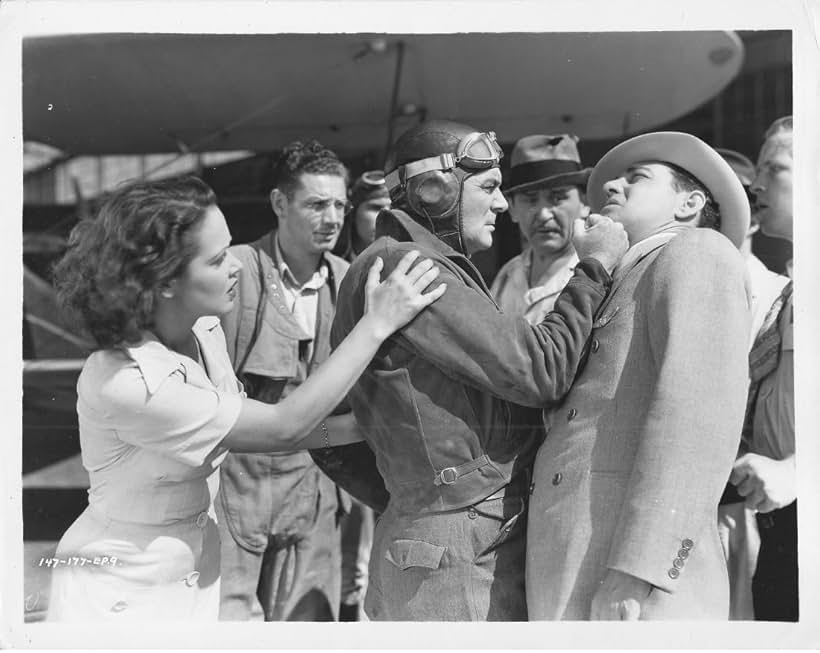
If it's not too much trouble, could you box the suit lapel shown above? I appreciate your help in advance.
[594,235,679,321]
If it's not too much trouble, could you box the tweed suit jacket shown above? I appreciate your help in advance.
[526,227,751,620]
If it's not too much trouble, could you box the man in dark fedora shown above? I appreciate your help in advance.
[491,134,591,324]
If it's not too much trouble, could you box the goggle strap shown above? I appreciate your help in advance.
[385,153,457,192]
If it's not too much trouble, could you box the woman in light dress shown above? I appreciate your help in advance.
[47,176,445,621]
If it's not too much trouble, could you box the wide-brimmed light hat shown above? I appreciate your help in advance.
[506,134,591,194]
[587,132,750,248]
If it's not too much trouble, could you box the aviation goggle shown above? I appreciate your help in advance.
[385,131,503,192]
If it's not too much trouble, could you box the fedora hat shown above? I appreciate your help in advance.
[587,132,750,248]
[506,134,591,194]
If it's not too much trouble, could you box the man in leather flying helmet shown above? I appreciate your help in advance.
[312,120,628,620]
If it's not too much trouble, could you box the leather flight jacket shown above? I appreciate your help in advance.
[312,209,612,515]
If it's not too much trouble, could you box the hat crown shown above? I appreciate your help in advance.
[505,133,590,193]
[386,120,478,174]
[510,134,582,168]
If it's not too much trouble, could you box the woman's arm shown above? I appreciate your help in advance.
[223,250,445,453]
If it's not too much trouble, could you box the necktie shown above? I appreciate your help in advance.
[741,280,793,450]
[720,280,793,505]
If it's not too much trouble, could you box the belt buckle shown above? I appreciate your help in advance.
[438,467,458,485]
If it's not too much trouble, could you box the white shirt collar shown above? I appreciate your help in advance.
[521,248,579,302]
[274,234,329,291]
[612,224,689,281]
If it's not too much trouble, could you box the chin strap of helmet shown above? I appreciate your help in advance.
[448,170,472,255]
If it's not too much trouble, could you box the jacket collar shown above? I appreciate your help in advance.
[377,209,467,262]
[377,209,490,293]
[252,229,339,297]
[520,247,579,290]
[271,232,329,291]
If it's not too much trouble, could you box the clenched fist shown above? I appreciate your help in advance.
[572,214,629,274]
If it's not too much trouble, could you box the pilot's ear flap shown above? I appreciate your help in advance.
[407,170,460,218]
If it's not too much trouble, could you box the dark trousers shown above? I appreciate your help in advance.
[753,500,798,621]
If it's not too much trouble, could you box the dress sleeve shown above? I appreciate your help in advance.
[99,364,243,468]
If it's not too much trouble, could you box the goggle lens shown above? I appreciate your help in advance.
[360,170,386,186]
[385,130,504,192]
[456,131,503,169]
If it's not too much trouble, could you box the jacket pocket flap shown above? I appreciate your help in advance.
[386,538,446,571]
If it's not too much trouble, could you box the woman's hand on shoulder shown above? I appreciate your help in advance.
[363,250,447,340]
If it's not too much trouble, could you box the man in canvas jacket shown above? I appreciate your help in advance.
[216,140,352,621]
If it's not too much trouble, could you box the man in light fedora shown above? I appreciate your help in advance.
[491,134,591,324]
[526,132,752,620]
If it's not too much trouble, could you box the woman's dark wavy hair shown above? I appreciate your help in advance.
[53,175,217,349]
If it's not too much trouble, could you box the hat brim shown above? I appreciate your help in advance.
[587,132,750,248]
[506,169,591,195]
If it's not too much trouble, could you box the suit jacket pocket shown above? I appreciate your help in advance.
[386,538,446,571]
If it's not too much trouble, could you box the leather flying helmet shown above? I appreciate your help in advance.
[384,120,503,253]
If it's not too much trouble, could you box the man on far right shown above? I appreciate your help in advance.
[527,131,752,620]
[714,147,789,621]
[729,116,796,621]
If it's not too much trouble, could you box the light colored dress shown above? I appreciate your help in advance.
[47,317,243,621]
